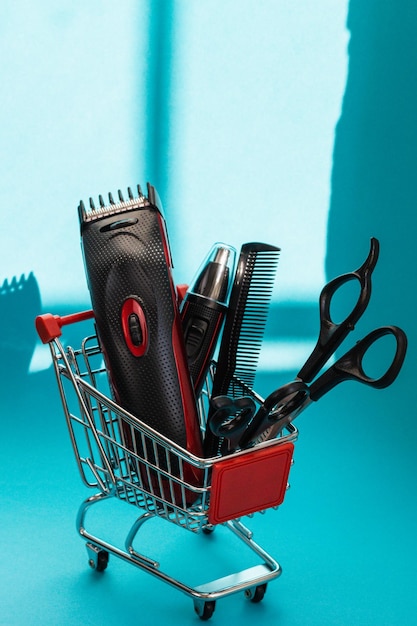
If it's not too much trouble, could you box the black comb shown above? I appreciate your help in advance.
[203,242,280,456]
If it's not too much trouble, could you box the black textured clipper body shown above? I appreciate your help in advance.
[79,184,203,504]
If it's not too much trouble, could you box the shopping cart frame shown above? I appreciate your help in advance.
[36,310,298,620]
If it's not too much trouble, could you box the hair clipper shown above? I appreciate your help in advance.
[78,184,203,502]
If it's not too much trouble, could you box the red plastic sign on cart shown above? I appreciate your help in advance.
[208,442,294,525]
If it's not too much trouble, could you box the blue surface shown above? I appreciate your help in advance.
[1,357,416,625]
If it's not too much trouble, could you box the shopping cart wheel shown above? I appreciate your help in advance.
[245,583,267,603]
[194,599,216,620]
[86,543,109,572]
[94,550,109,572]
[202,524,215,535]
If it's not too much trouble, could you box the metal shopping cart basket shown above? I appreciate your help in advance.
[36,309,298,620]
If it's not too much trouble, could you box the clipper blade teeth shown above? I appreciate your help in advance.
[79,184,151,224]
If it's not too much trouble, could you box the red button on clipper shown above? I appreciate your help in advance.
[121,297,148,357]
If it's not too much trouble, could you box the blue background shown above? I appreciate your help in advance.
[1,2,416,625]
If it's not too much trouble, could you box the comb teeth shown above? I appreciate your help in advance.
[78,184,151,225]
[228,247,280,390]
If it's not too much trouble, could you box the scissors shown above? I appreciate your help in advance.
[207,238,408,452]
[207,395,257,453]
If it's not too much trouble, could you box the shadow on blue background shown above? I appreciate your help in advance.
[323,1,417,622]
[1,2,416,625]
[0,273,41,389]
[326,0,417,441]
[327,0,417,357]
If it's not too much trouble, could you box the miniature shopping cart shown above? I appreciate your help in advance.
[36,309,298,620]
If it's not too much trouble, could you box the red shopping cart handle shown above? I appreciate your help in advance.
[35,310,95,343]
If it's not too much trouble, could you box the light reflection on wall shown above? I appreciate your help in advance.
[0,1,145,307]
[0,1,349,309]
[167,2,349,301]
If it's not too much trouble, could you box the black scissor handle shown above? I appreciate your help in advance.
[208,395,257,451]
[309,325,408,401]
[298,237,380,382]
